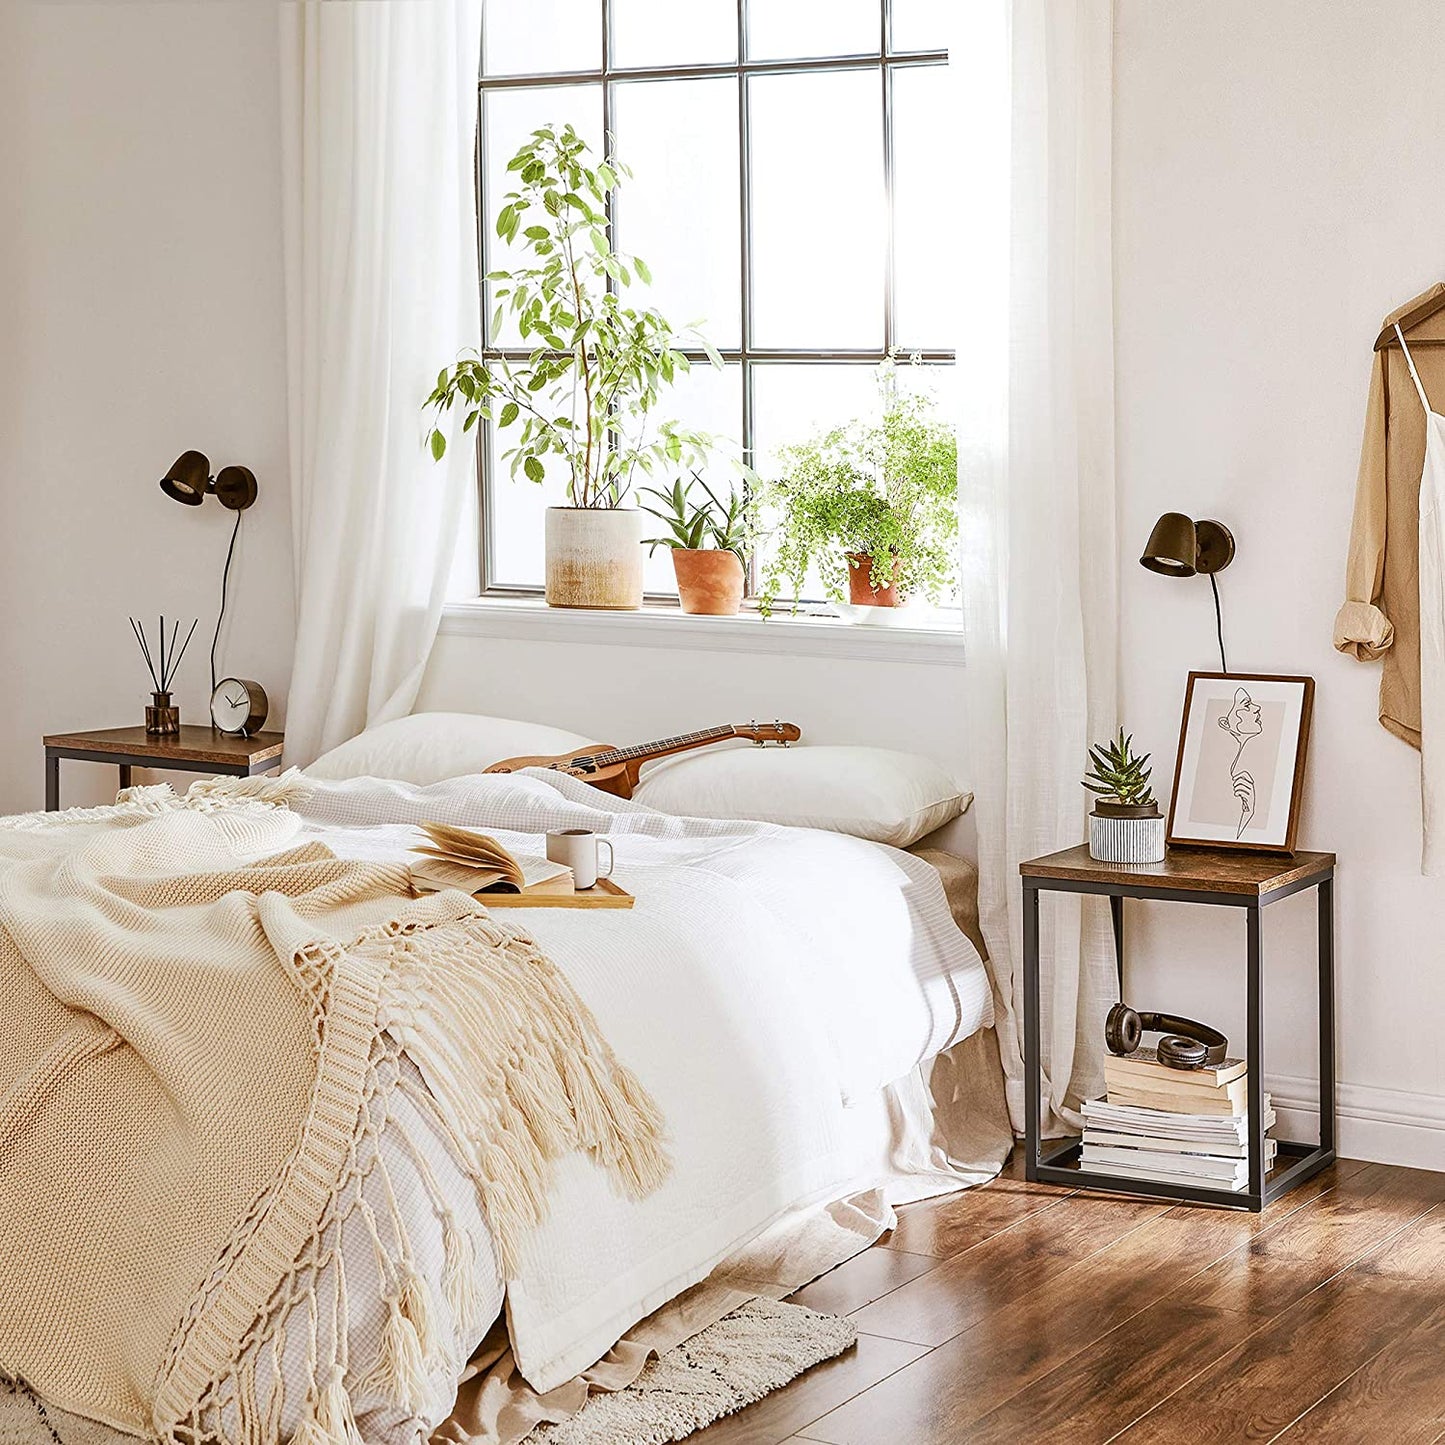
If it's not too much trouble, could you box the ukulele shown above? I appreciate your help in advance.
[485,720,802,799]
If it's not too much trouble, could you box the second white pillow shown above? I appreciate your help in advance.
[633,743,970,848]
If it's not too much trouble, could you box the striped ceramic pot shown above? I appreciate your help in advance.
[1088,801,1166,864]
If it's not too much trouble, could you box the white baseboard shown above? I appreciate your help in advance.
[1267,1074,1445,1171]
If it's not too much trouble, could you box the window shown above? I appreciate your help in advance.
[476,0,953,602]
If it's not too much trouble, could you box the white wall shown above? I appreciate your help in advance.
[0,1,292,812]
[1114,0,1445,1165]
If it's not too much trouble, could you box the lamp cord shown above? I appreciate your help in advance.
[1210,571,1228,674]
[210,510,242,697]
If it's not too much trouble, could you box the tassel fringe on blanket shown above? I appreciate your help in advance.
[0,774,670,1445]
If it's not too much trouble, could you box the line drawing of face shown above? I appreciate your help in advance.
[1217,687,1262,836]
[1218,688,1263,743]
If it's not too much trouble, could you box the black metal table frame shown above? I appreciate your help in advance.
[1022,865,1335,1212]
[44,746,281,812]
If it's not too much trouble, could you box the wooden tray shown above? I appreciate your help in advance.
[482,877,634,909]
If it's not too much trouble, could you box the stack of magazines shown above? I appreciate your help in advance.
[1082,1047,1275,1192]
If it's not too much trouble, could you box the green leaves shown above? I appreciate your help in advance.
[429,428,447,461]
[1081,728,1157,807]
[751,374,958,615]
[422,122,727,508]
[639,472,750,558]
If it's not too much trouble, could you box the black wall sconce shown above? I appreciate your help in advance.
[1140,512,1235,673]
[159,451,259,694]
[160,450,258,511]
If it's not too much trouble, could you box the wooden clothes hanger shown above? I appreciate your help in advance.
[1374,285,1445,350]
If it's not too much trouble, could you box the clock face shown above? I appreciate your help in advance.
[211,678,264,735]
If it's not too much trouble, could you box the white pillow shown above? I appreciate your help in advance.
[305,712,594,786]
[633,744,971,847]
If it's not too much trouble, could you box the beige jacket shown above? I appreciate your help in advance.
[1335,283,1445,749]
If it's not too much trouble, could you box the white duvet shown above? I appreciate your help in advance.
[291,770,993,1404]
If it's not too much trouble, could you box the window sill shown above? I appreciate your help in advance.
[439,595,965,665]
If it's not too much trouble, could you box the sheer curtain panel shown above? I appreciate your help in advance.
[956,0,1120,1136]
[280,0,483,765]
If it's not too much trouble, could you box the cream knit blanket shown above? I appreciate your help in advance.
[0,780,668,1443]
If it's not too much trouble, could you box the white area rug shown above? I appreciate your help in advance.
[0,1298,855,1445]
[529,1297,858,1444]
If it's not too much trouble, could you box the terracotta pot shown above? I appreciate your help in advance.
[845,551,903,607]
[545,507,643,609]
[671,548,744,616]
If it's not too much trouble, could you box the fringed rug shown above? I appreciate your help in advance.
[0,1299,856,1445]
[528,1298,858,1445]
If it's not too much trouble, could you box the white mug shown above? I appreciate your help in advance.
[546,828,615,891]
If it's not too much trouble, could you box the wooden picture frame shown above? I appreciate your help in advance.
[1165,672,1314,854]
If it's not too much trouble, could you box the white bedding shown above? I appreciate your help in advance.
[289,771,993,1410]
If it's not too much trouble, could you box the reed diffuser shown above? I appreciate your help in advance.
[131,616,198,736]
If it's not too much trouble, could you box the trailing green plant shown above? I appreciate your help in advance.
[424,123,721,508]
[750,376,957,615]
[1083,729,1157,808]
[640,472,748,563]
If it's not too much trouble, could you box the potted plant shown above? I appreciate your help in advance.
[1083,729,1166,864]
[425,124,720,609]
[751,380,957,619]
[640,473,748,616]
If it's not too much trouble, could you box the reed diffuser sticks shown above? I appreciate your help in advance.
[131,615,198,735]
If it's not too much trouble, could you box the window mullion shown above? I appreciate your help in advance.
[737,0,757,596]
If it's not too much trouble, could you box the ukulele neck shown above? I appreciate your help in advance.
[589,725,738,771]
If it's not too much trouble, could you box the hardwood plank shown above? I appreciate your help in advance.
[1115,1274,1438,1443]
[1275,1298,1445,1442]
[688,1333,928,1445]
[786,1248,937,1316]
[845,1191,1170,1346]
[966,1300,1248,1445]
[874,1160,1349,1427]
[1187,1162,1445,1320]
[804,1165,1349,1443]
[880,1156,1076,1260]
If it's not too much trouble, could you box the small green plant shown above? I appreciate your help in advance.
[640,473,748,563]
[1083,729,1157,808]
[424,123,721,508]
[750,371,957,615]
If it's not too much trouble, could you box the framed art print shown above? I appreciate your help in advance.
[1166,673,1314,854]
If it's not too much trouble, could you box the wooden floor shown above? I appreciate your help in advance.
[691,1152,1445,1444]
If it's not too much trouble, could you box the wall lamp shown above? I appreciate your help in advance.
[1140,512,1235,673]
[159,450,259,695]
[160,450,258,512]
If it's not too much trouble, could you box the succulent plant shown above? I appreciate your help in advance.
[1083,729,1157,808]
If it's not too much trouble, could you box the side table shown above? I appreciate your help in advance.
[43,725,285,811]
[1019,844,1336,1212]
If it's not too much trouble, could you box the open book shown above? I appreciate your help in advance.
[409,822,574,897]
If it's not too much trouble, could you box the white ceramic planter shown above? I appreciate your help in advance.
[1088,806,1166,864]
[544,506,644,610]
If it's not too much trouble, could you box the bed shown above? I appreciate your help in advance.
[0,755,1005,1445]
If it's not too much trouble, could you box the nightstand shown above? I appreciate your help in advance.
[43,725,285,811]
[1019,844,1336,1212]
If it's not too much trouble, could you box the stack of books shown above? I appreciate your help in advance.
[1082,1046,1275,1192]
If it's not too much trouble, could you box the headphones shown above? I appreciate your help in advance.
[1104,1002,1228,1070]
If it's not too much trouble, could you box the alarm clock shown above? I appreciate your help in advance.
[210,678,269,737]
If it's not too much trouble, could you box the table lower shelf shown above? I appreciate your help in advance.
[1030,1136,1335,1212]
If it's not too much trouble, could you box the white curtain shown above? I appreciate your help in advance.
[280,0,483,766]
[956,0,1120,1136]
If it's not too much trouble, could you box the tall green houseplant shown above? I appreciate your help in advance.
[425,123,719,510]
